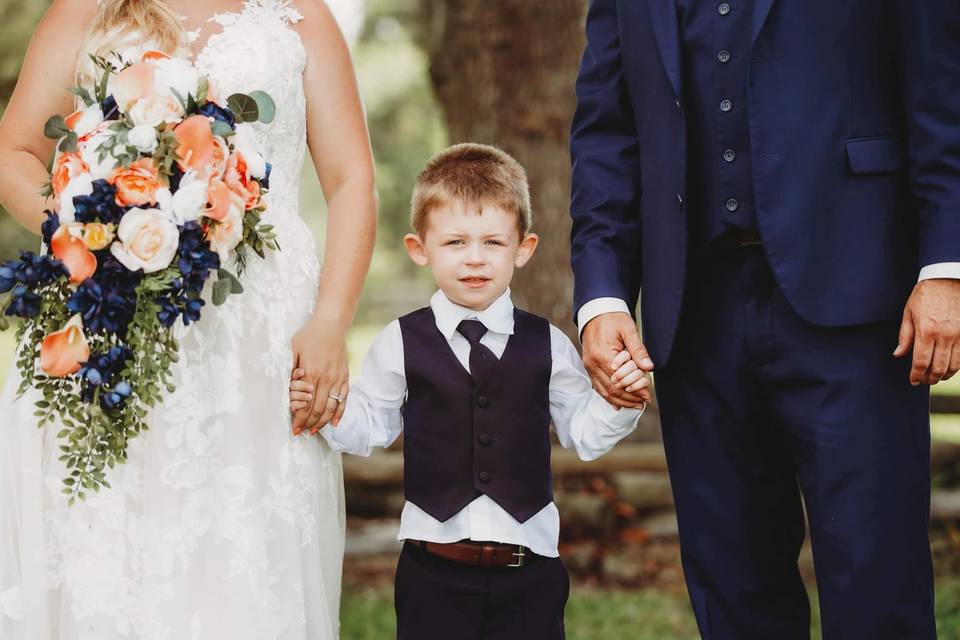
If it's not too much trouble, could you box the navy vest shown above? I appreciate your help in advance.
[677,0,758,247]
[398,306,553,523]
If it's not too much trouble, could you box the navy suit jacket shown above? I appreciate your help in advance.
[570,0,960,366]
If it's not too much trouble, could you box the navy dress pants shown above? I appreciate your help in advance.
[394,542,569,640]
[655,247,935,640]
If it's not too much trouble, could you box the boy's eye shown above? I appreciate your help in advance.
[485,240,505,246]
[445,239,465,246]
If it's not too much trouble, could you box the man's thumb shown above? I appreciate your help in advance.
[894,311,914,358]
[622,326,654,371]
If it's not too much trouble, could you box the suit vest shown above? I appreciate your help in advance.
[398,306,553,523]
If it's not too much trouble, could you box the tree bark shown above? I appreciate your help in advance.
[419,0,587,339]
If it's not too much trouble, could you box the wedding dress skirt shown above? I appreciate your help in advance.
[0,2,345,638]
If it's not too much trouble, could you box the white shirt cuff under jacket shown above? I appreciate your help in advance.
[576,297,632,338]
[919,263,960,282]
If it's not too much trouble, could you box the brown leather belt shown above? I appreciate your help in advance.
[733,228,762,246]
[407,539,530,568]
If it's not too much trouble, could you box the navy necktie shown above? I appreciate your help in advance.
[456,319,497,386]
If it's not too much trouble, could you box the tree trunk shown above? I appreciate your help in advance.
[419,0,587,340]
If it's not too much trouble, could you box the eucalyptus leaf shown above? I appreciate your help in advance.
[212,278,233,306]
[227,93,259,123]
[249,90,276,124]
[211,120,234,138]
[44,115,68,140]
[58,131,79,153]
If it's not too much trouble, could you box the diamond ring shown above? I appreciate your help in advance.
[328,393,346,403]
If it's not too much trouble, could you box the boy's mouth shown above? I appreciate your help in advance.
[460,276,491,288]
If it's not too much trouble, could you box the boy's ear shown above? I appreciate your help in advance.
[404,233,430,267]
[515,233,539,268]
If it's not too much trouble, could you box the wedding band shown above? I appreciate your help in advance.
[328,393,345,402]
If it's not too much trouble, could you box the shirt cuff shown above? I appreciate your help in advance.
[589,393,644,430]
[919,263,960,281]
[577,297,632,338]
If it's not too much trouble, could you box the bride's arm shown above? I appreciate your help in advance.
[0,0,99,235]
[291,2,378,435]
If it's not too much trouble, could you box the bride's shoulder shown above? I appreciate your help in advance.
[46,0,100,24]
[25,0,100,59]
[288,1,348,50]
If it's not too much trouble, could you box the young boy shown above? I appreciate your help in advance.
[291,144,651,639]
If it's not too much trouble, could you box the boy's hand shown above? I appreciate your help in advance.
[609,350,653,405]
[289,368,314,415]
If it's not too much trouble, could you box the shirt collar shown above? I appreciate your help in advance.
[430,288,516,340]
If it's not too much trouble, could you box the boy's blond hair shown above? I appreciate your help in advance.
[411,143,532,238]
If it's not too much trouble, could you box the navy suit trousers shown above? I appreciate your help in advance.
[655,247,935,640]
[394,542,569,640]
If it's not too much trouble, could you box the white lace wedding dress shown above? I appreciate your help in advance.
[0,2,345,638]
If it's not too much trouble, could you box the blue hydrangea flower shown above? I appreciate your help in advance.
[66,260,139,337]
[176,222,220,295]
[79,345,132,404]
[101,380,133,410]
[6,284,41,318]
[41,211,60,248]
[73,180,124,225]
[261,163,272,190]
[199,102,236,129]
[101,95,119,121]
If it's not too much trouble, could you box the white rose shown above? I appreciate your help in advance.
[79,127,120,180]
[128,94,184,127]
[128,124,159,154]
[206,204,244,259]
[67,104,104,139]
[153,57,202,102]
[166,171,208,225]
[110,208,180,273]
[231,126,267,179]
[58,174,94,223]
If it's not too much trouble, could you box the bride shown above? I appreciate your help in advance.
[0,0,376,638]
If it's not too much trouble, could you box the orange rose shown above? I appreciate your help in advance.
[51,225,97,284]
[108,158,161,207]
[140,50,171,62]
[40,315,90,378]
[174,115,224,177]
[51,153,90,199]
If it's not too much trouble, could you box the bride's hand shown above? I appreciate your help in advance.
[290,321,349,436]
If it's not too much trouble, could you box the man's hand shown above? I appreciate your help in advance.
[894,279,960,386]
[581,311,653,408]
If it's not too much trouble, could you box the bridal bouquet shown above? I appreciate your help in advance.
[0,50,278,502]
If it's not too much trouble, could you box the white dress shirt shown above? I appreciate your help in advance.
[321,289,642,557]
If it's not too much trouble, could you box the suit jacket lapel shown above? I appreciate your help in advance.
[645,0,682,98]
[752,0,776,43]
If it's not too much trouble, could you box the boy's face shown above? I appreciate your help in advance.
[404,199,539,311]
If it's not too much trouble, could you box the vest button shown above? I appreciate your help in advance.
[477,395,490,408]
[717,50,731,64]
[479,433,492,446]
[726,198,740,212]
[479,471,491,483]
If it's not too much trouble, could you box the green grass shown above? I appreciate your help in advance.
[342,580,960,639]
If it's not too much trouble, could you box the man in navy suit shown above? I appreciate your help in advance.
[570,1,960,638]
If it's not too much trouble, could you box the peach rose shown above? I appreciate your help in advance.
[110,61,156,112]
[65,103,104,139]
[82,223,116,251]
[51,224,97,284]
[110,207,179,274]
[140,50,171,62]
[40,315,90,378]
[127,93,184,127]
[206,203,244,258]
[174,115,226,178]
[204,177,246,222]
[223,152,261,210]
[52,153,90,199]
[109,158,161,207]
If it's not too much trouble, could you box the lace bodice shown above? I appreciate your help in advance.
[196,0,307,219]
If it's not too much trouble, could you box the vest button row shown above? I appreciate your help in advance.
[477,395,490,408]
[479,433,492,446]
[479,471,491,483]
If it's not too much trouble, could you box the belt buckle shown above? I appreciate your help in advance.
[508,545,526,568]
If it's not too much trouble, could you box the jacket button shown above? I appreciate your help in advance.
[477,395,490,408]
[479,471,491,483]
[720,99,733,113]
[717,50,731,64]
[676,193,684,210]
[479,433,492,446]
[718,3,731,16]
[726,198,740,212]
